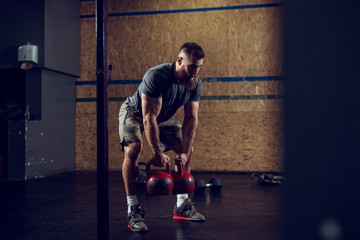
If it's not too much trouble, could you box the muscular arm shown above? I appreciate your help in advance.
[181,101,199,157]
[141,93,169,167]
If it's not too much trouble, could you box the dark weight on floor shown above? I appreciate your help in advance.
[137,162,147,189]
[194,178,222,193]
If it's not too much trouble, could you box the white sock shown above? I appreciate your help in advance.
[176,194,188,208]
[127,195,138,214]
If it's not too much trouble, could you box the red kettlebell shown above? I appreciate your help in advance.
[172,160,195,194]
[146,161,174,196]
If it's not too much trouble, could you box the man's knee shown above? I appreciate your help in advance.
[124,142,143,163]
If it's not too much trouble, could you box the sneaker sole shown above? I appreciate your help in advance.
[172,213,205,221]
[128,224,148,232]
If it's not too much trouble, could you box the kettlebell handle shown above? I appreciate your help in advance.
[146,160,171,179]
[175,160,183,177]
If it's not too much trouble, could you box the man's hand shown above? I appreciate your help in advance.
[151,152,170,168]
[175,153,187,167]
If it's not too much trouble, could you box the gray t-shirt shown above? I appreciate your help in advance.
[123,63,202,123]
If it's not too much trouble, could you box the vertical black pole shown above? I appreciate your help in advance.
[96,0,109,239]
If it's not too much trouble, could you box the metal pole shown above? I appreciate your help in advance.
[95,0,109,239]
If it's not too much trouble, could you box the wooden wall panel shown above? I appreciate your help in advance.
[194,111,284,172]
[227,8,283,76]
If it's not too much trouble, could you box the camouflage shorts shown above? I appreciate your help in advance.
[118,103,183,152]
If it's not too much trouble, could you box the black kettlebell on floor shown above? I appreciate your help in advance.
[146,161,174,196]
[137,162,147,189]
[172,160,195,194]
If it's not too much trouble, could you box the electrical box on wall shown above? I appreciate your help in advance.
[18,42,38,64]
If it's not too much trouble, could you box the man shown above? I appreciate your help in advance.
[119,42,205,232]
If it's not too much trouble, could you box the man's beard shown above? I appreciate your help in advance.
[179,76,197,90]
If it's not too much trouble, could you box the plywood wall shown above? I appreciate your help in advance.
[76,0,284,172]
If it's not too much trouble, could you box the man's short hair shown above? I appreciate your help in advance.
[179,42,205,60]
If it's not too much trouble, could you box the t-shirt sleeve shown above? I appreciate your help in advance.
[190,78,202,102]
[140,69,165,98]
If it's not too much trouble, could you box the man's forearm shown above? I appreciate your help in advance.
[181,116,198,156]
[143,116,162,156]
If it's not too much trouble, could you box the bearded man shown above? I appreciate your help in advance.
[118,42,205,232]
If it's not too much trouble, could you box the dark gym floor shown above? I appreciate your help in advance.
[0,171,283,240]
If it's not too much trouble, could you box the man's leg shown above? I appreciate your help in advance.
[123,142,142,197]
[119,103,148,232]
[171,145,205,221]
[123,142,148,232]
[158,117,205,221]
